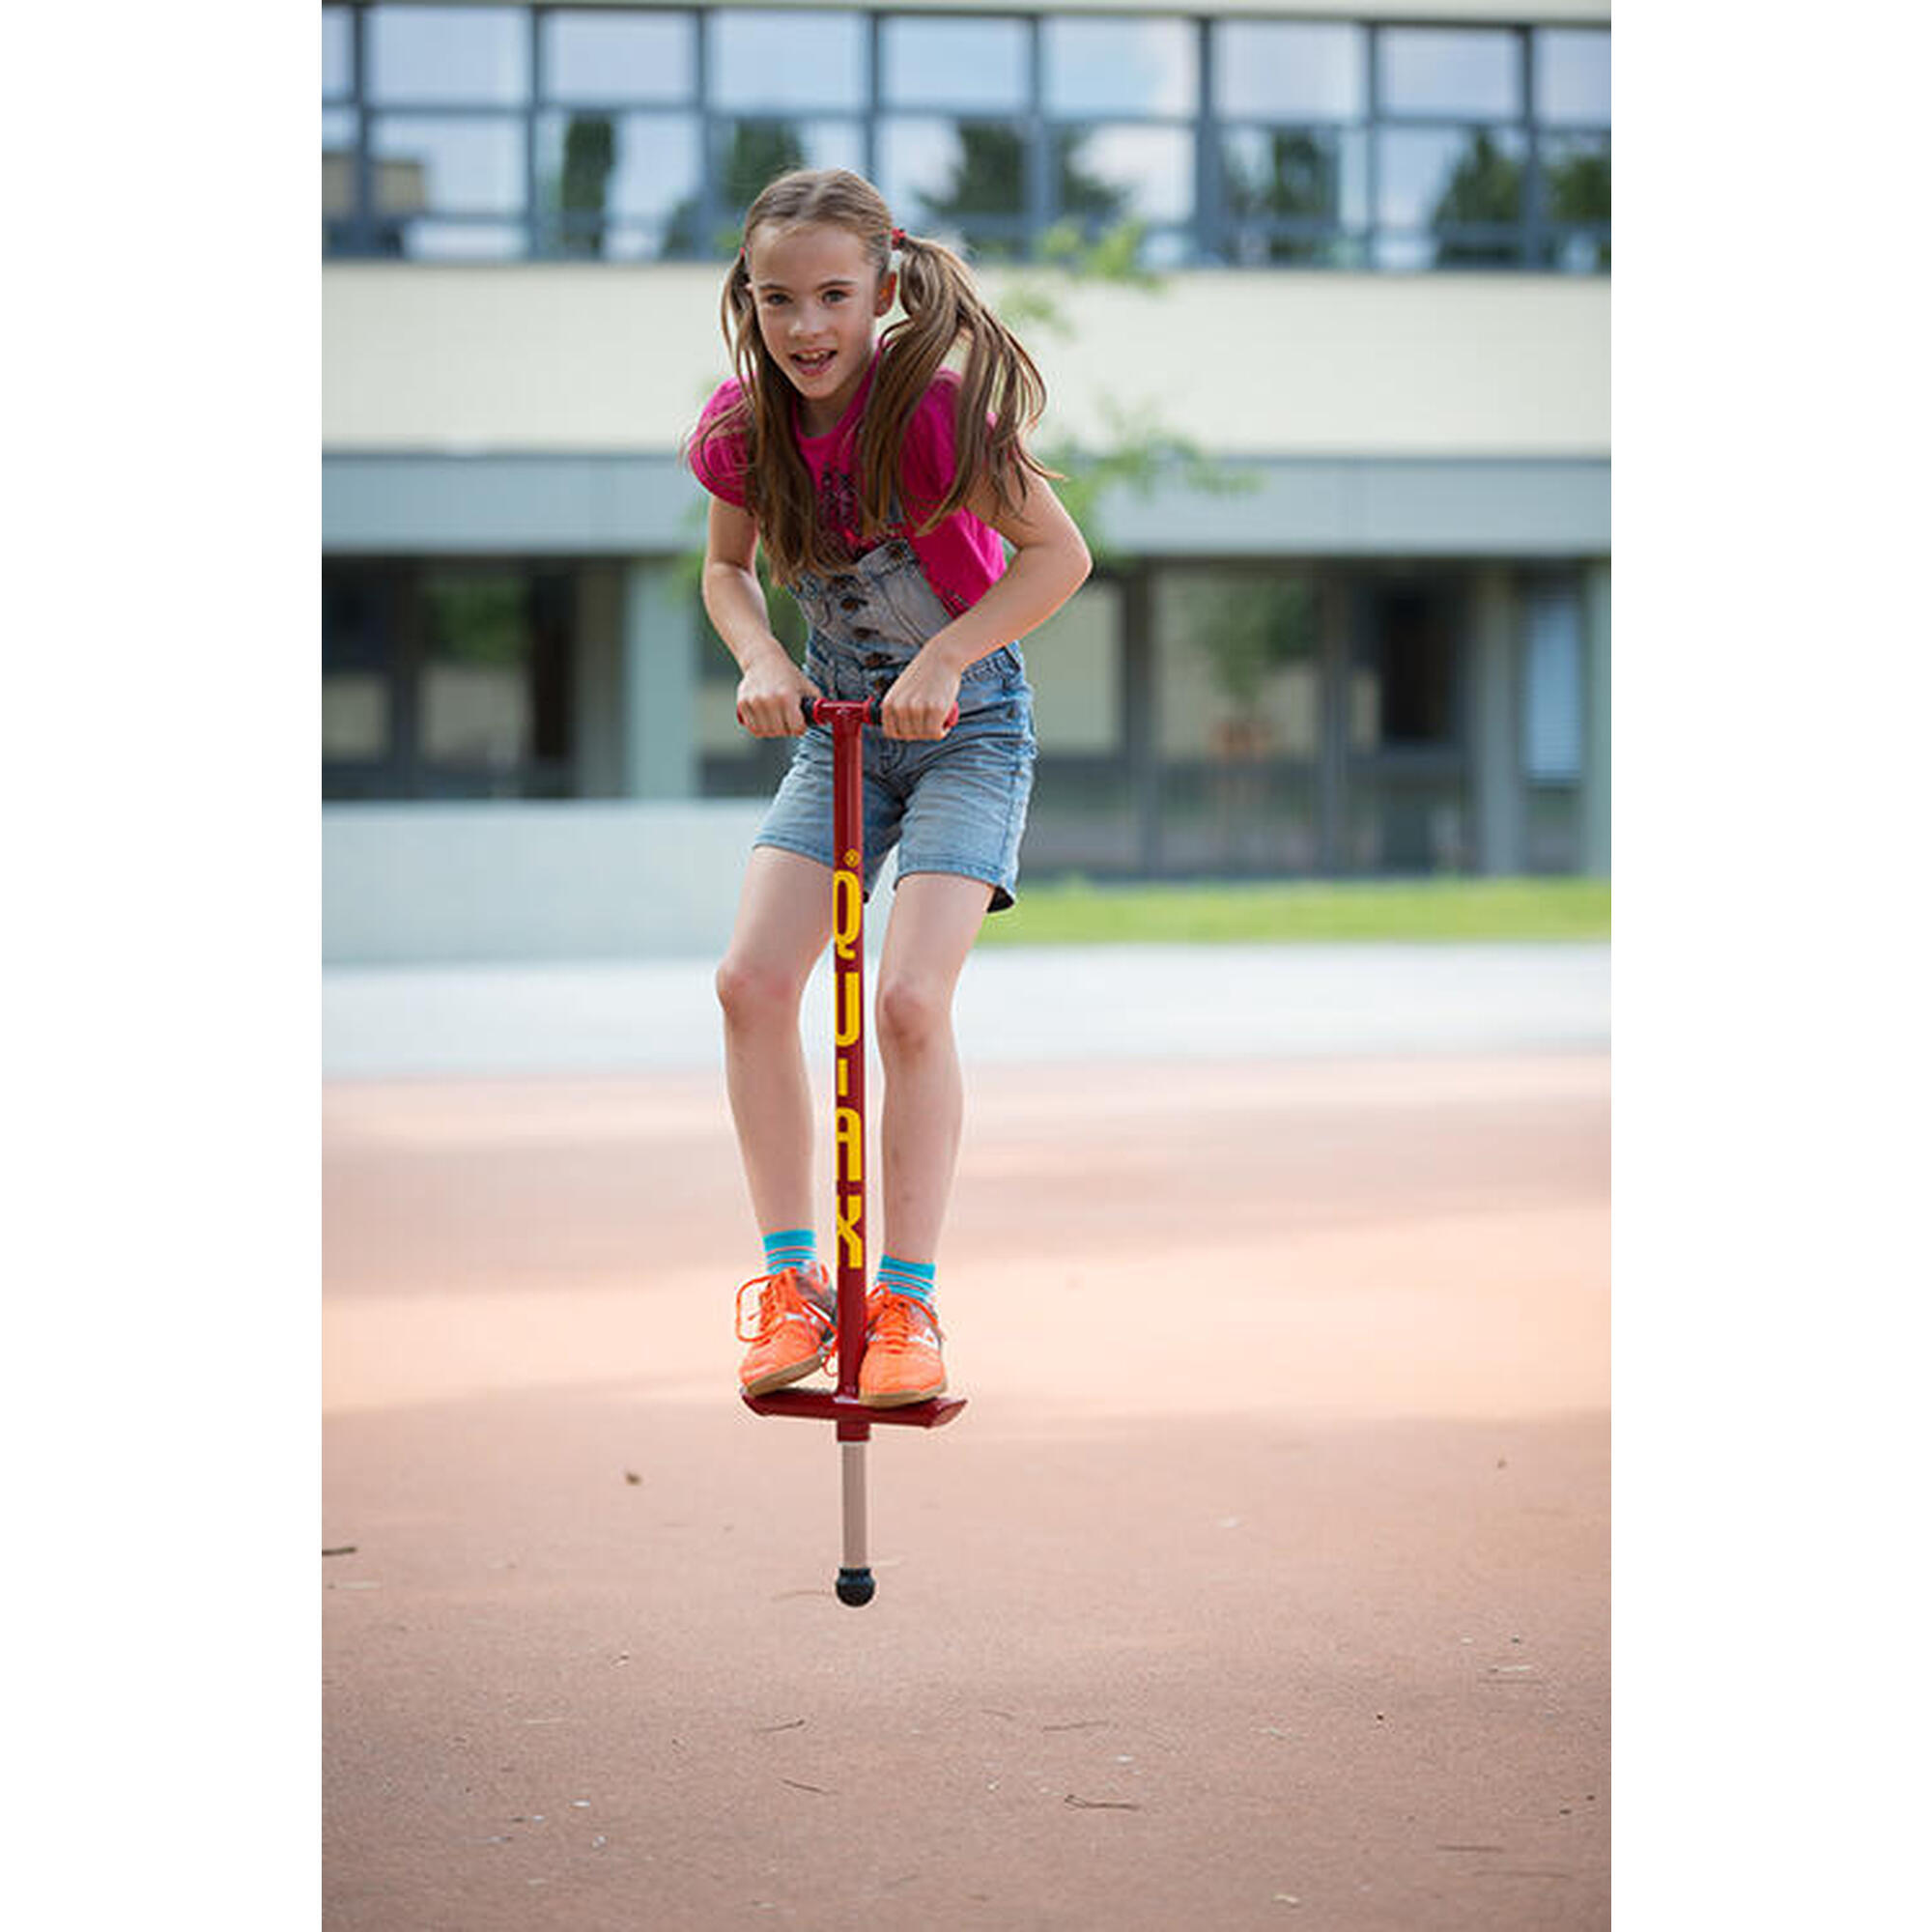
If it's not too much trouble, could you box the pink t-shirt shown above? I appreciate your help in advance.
[686,351,1007,619]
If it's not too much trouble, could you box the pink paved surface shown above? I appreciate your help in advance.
[324,1053,1608,1929]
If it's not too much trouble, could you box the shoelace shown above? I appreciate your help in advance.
[864,1288,942,1352]
[734,1269,834,1346]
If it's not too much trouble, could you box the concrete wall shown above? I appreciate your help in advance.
[323,265,1609,463]
[321,800,886,964]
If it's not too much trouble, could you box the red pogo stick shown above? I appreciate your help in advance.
[740,694,966,1608]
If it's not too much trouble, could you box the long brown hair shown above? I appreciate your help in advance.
[692,168,1055,586]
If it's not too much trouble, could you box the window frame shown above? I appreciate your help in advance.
[322,7,1610,275]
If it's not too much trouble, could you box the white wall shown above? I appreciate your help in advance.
[324,264,1608,461]
[322,800,867,963]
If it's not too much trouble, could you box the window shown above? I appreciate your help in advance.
[536,112,701,257]
[1378,126,1528,268]
[323,7,355,101]
[1346,575,1469,872]
[1522,581,1583,783]
[323,561,579,800]
[366,5,528,106]
[1043,16,1196,117]
[1214,20,1363,121]
[1534,28,1610,271]
[883,16,1029,111]
[323,9,1609,274]
[542,10,695,103]
[1536,29,1610,126]
[1024,577,1139,874]
[1153,568,1322,874]
[710,9,867,112]
[1378,28,1520,120]
[880,118,1030,257]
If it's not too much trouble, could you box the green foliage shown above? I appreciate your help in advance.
[557,113,615,256]
[1167,575,1316,707]
[662,124,810,257]
[421,573,526,667]
[1431,130,1524,267]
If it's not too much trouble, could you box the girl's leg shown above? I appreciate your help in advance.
[715,846,836,1237]
[872,871,997,1263]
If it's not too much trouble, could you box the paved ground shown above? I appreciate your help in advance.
[322,943,1609,1079]
[324,953,1608,1929]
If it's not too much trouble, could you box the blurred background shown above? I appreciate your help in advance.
[321,0,1609,967]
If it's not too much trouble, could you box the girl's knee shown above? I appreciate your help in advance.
[874,974,952,1055]
[716,952,806,1028]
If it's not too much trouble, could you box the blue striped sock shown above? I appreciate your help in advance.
[762,1228,818,1276]
[875,1255,936,1312]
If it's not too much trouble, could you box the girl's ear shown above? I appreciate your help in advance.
[874,270,897,317]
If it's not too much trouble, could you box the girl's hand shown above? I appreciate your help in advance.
[735,649,820,738]
[880,654,962,741]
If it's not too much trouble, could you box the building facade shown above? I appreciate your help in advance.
[322,1,1609,958]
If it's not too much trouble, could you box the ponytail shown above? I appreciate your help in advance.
[862,230,1057,539]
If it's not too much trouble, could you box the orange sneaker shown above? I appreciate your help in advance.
[858,1289,948,1407]
[735,1264,836,1396]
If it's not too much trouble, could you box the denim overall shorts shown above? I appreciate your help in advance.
[753,535,1038,912]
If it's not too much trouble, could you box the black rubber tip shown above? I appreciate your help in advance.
[836,1567,876,1607]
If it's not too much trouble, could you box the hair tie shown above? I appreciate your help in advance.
[890,227,906,250]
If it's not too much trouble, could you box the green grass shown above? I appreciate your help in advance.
[979,876,1611,947]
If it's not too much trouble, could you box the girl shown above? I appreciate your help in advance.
[688,168,1090,1408]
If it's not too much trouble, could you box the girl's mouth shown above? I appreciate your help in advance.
[792,350,836,377]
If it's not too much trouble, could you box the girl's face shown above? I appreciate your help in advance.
[747,220,895,435]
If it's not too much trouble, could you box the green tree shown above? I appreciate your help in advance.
[662,123,810,258]
[1224,130,1346,265]
[1546,145,1611,269]
[556,113,615,258]
[1431,130,1523,267]
[911,124,1131,265]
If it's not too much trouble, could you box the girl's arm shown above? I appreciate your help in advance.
[881,474,1093,740]
[701,497,820,738]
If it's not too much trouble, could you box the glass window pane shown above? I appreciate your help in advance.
[1213,22,1364,121]
[391,221,528,261]
[415,568,574,785]
[710,10,867,112]
[1542,133,1610,223]
[880,118,1027,228]
[323,108,358,219]
[543,9,695,104]
[421,571,535,768]
[323,7,354,100]
[368,5,529,106]
[324,675,391,759]
[1154,570,1323,872]
[715,119,866,222]
[1522,581,1583,783]
[371,117,526,214]
[1057,126,1193,226]
[537,113,700,254]
[1222,128,1367,231]
[1025,580,1140,874]
[1378,28,1520,120]
[883,16,1028,111]
[1378,127,1525,229]
[1045,17,1196,117]
[1536,29,1610,126]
